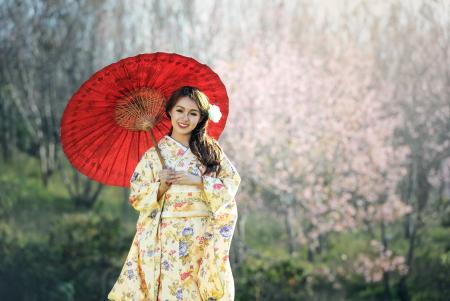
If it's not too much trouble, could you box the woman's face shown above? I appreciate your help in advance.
[169,96,202,135]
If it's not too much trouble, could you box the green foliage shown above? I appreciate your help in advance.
[0,221,76,300]
[338,273,389,301]
[0,154,135,300]
[235,256,314,301]
[408,254,450,301]
[0,212,131,301]
[0,154,69,211]
[245,211,287,257]
[407,226,450,301]
[2,154,450,300]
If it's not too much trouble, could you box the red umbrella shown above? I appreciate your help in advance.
[60,52,229,187]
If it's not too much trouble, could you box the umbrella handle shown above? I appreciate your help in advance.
[148,128,166,168]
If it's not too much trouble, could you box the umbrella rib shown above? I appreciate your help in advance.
[150,57,164,89]
[136,56,143,89]
[65,116,117,150]
[66,120,118,156]
[122,129,136,185]
[105,129,131,182]
[81,124,128,182]
[64,110,114,123]
[89,124,126,181]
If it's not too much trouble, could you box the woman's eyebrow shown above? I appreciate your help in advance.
[175,105,199,112]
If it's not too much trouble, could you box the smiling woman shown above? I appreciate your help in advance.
[107,86,241,301]
[169,96,201,145]
[165,86,224,177]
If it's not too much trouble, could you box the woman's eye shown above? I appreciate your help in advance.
[176,110,183,113]
[191,113,198,116]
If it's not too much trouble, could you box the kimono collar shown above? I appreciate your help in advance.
[165,135,189,151]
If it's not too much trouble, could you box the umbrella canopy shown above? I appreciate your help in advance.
[60,52,229,187]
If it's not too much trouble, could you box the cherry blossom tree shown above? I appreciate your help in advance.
[216,37,412,290]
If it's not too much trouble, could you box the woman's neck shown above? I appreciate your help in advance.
[169,133,190,148]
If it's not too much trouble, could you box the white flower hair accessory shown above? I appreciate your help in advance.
[208,104,222,123]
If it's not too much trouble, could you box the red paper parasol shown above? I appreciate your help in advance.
[60,52,229,187]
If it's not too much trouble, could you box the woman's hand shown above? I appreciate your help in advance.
[157,169,176,200]
[158,168,176,186]
[170,171,203,188]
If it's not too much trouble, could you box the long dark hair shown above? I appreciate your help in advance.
[166,86,222,176]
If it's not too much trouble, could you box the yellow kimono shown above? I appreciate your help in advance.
[107,135,241,301]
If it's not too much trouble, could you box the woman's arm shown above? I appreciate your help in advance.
[196,153,240,300]
[200,152,241,217]
[128,149,162,211]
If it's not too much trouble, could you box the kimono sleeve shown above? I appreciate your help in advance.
[201,152,241,216]
[197,151,240,300]
[128,148,161,211]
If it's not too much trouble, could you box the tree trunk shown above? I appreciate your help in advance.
[234,213,247,265]
[381,222,392,301]
[283,205,296,255]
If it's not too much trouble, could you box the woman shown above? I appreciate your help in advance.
[108,86,241,301]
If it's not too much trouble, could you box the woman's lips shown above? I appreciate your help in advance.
[178,122,189,128]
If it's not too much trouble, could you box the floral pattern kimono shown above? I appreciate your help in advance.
[107,135,241,301]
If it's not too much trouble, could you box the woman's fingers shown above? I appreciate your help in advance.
[161,171,181,184]
[159,170,189,185]
[170,173,185,184]
[160,169,175,178]
[160,169,177,185]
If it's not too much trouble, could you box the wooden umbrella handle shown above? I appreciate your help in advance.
[148,128,168,210]
[148,128,166,168]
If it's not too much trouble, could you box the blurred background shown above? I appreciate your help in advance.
[1,0,449,300]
